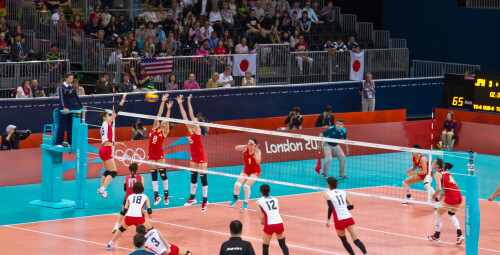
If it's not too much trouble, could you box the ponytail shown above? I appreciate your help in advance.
[444,162,454,170]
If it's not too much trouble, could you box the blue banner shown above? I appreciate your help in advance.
[0,77,443,133]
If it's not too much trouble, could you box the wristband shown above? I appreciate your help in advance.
[147,208,152,214]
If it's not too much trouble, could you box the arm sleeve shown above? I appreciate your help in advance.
[327,200,333,219]
[284,115,291,124]
[297,116,304,126]
[74,91,83,108]
[57,86,66,109]
[123,183,126,192]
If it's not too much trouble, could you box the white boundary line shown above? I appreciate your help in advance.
[1,225,134,251]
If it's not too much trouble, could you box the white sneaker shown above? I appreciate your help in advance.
[106,243,113,250]
[154,196,161,206]
[456,235,465,245]
[401,197,414,204]
[97,188,108,199]
[184,198,197,206]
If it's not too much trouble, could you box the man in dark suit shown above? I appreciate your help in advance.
[10,33,29,61]
[315,105,335,127]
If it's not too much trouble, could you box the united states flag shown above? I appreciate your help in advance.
[140,57,173,76]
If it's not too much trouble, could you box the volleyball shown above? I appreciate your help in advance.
[436,141,443,149]
[145,92,160,102]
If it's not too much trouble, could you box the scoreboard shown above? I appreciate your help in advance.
[442,74,500,113]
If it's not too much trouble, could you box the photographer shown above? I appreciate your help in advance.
[131,119,147,140]
[1,125,31,150]
[284,106,303,130]
[196,113,210,135]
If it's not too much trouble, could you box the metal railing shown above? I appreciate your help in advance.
[256,43,290,85]
[356,22,373,42]
[0,59,70,98]
[466,0,500,9]
[365,48,410,79]
[389,38,407,49]
[340,14,357,34]
[411,60,481,77]
[372,30,390,48]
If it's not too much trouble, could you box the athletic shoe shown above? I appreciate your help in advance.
[106,243,113,250]
[97,188,108,199]
[242,202,248,210]
[164,196,169,205]
[201,201,208,212]
[401,197,414,204]
[456,235,465,245]
[229,197,238,207]
[154,196,161,206]
[339,176,349,179]
[184,199,197,206]
[427,234,441,242]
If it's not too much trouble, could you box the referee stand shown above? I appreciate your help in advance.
[29,109,88,209]
[466,150,480,255]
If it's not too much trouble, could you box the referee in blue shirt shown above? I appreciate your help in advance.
[319,119,349,178]
[56,73,82,147]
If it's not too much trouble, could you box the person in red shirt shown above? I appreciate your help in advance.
[176,94,209,212]
[402,144,438,207]
[293,35,313,74]
[428,158,464,245]
[148,94,173,206]
[229,138,262,209]
[112,163,144,233]
[213,39,228,64]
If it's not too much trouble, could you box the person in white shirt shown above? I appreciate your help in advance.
[219,66,235,88]
[254,0,265,19]
[17,80,33,98]
[324,177,368,255]
[242,70,256,86]
[101,6,112,26]
[200,20,213,40]
[107,182,153,250]
[136,224,192,255]
[138,5,159,24]
[256,184,289,255]
[52,6,64,24]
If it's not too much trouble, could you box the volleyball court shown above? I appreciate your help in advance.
[1,99,499,255]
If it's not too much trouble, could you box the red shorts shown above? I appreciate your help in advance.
[148,151,165,160]
[191,154,208,164]
[168,243,179,255]
[444,195,462,206]
[99,146,113,161]
[263,223,284,235]
[124,216,145,226]
[243,167,261,177]
[334,217,355,231]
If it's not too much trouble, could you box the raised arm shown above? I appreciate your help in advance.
[175,95,189,120]
[107,94,126,124]
[186,94,196,121]
[153,94,168,128]
[164,100,174,135]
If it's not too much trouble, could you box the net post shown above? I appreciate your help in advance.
[466,150,480,255]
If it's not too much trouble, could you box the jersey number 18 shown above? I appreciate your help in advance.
[132,195,143,204]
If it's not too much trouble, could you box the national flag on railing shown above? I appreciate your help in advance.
[140,57,173,76]
[233,54,256,76]
[350,52,364,81]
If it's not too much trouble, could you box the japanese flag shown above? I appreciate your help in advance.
[350,52,364,81]
[233,54,257,76]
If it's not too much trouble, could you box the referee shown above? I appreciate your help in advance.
[56,73,82,147]
[319,119,349,179]
[219,220,255,255]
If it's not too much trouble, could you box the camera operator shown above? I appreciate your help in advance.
[1,125,31,150]
[131,119,147,140]
[196,112,210,135]
[284,106,303,130]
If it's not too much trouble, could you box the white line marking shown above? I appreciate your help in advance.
[1,225,134,251]
[149,220,346,255]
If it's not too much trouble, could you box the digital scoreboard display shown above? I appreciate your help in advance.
[443,74,500,113]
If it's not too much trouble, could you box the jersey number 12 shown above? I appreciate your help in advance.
[265,200,277,210]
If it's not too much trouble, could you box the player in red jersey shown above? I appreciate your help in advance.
[176,94,209,212]
[148,94,173,206]
[428,158,464,244]
[402,144,438,205]
[112,163,143,233]
[229,138,262,209]
[97,94,127,199]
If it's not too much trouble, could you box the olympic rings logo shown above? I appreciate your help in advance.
[115,148,146,166]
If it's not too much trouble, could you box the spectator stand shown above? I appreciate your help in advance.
[364,48,410,79]
[256,43,290,85]
[356,22,374,49]
[389,38,407,49]
[411,60,481,77]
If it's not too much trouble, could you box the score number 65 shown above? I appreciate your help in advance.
[452,96,464,106]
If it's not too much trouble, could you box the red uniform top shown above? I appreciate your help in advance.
[188,129,206,158]
[149,127,166,154]
[412,154,432,178]
[124,174,142,200]
[244,149,261,172]
[437,169,461,198]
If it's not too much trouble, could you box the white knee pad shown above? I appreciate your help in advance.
[424,175,433,184]
[235,182,242,188]
[243,184,251,192]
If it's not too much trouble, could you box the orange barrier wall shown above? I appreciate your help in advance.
[436,108,500,127]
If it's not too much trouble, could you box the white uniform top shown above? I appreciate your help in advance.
[144,229,169,254]
[126,193,148,217]
[327,189,352,221]
[100,122,113,144]
[257,196,283,225]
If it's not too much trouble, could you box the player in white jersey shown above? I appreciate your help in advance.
[324,177,368,255]
[256,184,289,255]
[107,182,153,250]
[97,94,127,199]
[136,225,192,255]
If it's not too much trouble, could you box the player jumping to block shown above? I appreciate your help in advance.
[256,184,289,255]
[148,94,173,206]
[402,144,439,206]
[324,177,368,255]
[176,94,209,212]
[97,94,127,199]
[229,138,262,209]
[136,224,192,255]
[107,182,153,250]
[112,163,143,234]
[428,158,464,244]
